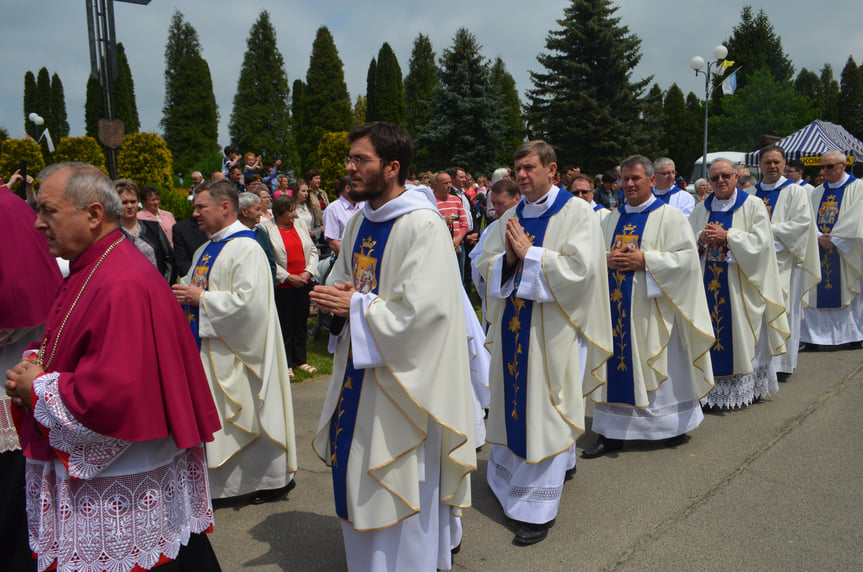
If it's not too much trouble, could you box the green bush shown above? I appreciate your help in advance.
[117,132,173,189]
[53,136,107,174]
[192,150,225,181]
[159,187,194,220]
[317,131,349,201]
[0,139,46,187]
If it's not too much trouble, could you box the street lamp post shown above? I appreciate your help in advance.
[690,45,728,181]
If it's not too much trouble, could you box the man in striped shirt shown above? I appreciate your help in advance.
[432,171,468,254]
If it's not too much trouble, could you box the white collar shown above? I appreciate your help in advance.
[623,195,657,213]
[712,189,738,212]
[521,185,559,219]
[759,176,787,190]
[209,219,247,241]
[364,185,439,223]
[827,173,851,188]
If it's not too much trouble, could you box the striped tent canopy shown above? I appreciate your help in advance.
[745,119,863,167]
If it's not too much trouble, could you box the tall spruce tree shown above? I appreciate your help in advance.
[662,84,701,169]
[352,95,368,125]
[114,43,140,134]
[490,57,524,162]
[819,64,841,123]
[49,74,70,141]
[228,10,292,168]
[84,76,101,139]
[291,79,308,175]
[365,58,377,121]
[794,68,822,116]
[839,56,863,139]
[525,0,650,174]
[374,43,405,125]
[404,33,439,141]
[299,26,352,173]
[637,83,666,160]
[416,27,505,175]
[161,10,219,175]
[23,71,37,139]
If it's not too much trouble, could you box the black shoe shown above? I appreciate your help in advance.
[777,372,791,383]
[799,342,817,352]
[249,479,296,505]
[665,433,686,447]
[581,436,623,459]
[514,520,553,545]
[564,465,577,481]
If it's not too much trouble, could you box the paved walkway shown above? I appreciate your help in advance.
[209,345,863,571]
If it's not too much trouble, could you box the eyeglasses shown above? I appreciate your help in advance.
[345,156,382,168]
[656,171,675,176]
[821,162,843,170]
[709,173,734,182]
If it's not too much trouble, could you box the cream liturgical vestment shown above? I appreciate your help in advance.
[182,220,297,498]
[313,187,475,571]
[690,190,790,408]
[750,177,820,374]
[592,199,714,439]
[477,185,612,524]
[800,174,863,345]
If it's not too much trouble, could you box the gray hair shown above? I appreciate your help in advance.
[490,167,509,184]
[238,191,261,211]
[823,150,846,164]
[710,158,736,173]
[653,157,674,171]
[694,178,708,188]
[621,155,655,177]
[40,162,122,222]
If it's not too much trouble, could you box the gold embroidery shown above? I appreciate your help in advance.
[818,194,839,234]
[330,375,353,468]
[353,236,379,294]
[506,293,526,421]
[610,270,628,371]
[707,263,727,351]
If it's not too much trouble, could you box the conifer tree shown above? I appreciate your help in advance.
[818,64,841,123]
[23,71,37,139]
[49,73,70,141]
[373,43,405,125]
[299,26,352,173]
[839,56,863,140]
[404,33,439,141]
[525,0,649,174]
[291,79,308,175]
[365,58,377,121]
[352,95,367,126]
[417,27,505,175]
[161,10,219,175]
[85,76,101,139]
[490,57,524,162]
[636,83,665,160]
[114,43,140,134]
[661,84,701,169]
[793,68,821,107]
[228,10,292,168]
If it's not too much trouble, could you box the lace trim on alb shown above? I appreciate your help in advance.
[702,364,779,409]
[32,372,131,479]
[492,458,563,502]
[594,399,702,419]
[0,397,21,452]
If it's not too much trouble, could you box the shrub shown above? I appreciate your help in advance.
[159,187,194,220]
[52,136,107,174]
[117,132,173,189]
[0,139,46,188]
[317,131,349,201]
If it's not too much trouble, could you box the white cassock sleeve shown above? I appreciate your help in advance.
[349,292,385,369]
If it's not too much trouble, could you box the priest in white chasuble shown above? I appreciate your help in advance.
[800,150,863,349]
[477,140,612,546]
[311,123,475,572]
[689,159,790,409]
[583,155,714,459]
[174,179,297,504]
[750,145,820,378]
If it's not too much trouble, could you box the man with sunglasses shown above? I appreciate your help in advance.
[751,145,820,380]
[689,158,789,409]
[569,173,609,221]
[800,151,863,350]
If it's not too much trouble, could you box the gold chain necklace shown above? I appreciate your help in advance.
[36,237,124,370]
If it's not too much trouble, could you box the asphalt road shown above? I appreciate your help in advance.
[209,345,863,571]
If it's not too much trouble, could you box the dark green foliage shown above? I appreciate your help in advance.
[373,43,405,125]
[23,71,37,139]
[161,10,220,176]
[636,83,666,160]
[711,69,815,151]
[525,0,650,175]
[228,10,292,171]
[0,126,8,143]
[404,34,439,141]
[839,56,863,140]
[661,84,702,169]
[85,75,101,138]
[291,79,309,176]
[794,68,821,113]
[490,58,524,162]
[114,43,140,134]
[49,74,70,141]
[416,28,506,175]
[365,58,377,121]
[298,26,352,174]
[23,68,68,158]
[352,95,367,126]
[819,64,841,123]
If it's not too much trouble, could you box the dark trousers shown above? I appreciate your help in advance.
[155,532,221,571]
[0,450,36,572]
[274,285,310,367]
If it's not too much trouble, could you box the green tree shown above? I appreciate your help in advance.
[317,131,350,195]
[85,76,101,139]
[161,10,219,175]
[819,64,841,123]
[23,71,37,139]
[661,83,701,169]
[365,58,377,121]
[417,28,505,175]
[490,57,524,162]
[711,68,815,151]
[299,26,352,174]
[637,83,666,160]
[404,33,439,141]
[114,43,140,134]
[525,0,650,174]
[228,10,292,168]
[839,56,863,139]
[0,139,45,194]
[117,132,173,190]
[53,136,107,174]
[352,95,367,125]
[0,126,8,143]
[373,43,405,125]
[794,68,821,112]
[291,79,308,176]
[49,73,70,142]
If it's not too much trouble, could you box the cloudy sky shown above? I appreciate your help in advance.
[1,0,860,148]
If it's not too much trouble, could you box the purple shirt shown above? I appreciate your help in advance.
[323,195,364,242]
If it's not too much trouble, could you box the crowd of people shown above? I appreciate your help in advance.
[2,122,861,571]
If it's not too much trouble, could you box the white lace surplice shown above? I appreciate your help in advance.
[28,372,214,572]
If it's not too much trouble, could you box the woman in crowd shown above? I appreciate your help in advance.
[293,179,323,241]
[262,195,319,378]
[274,175,292,197]
[257,186,274,221]
[306,169,329,210]
[136,185,177,246]
[116,179,173,280]
[694,177,710,201]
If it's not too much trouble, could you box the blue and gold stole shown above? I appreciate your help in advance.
[593,203,605,212]
[652,184,682,204]
[329,216,396,520]
[754,178,792,220]
[702,192,749,376]
[815,175,857,308]
[606,200,664,405]
[184,229,257,349]
[501,190,572,459]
